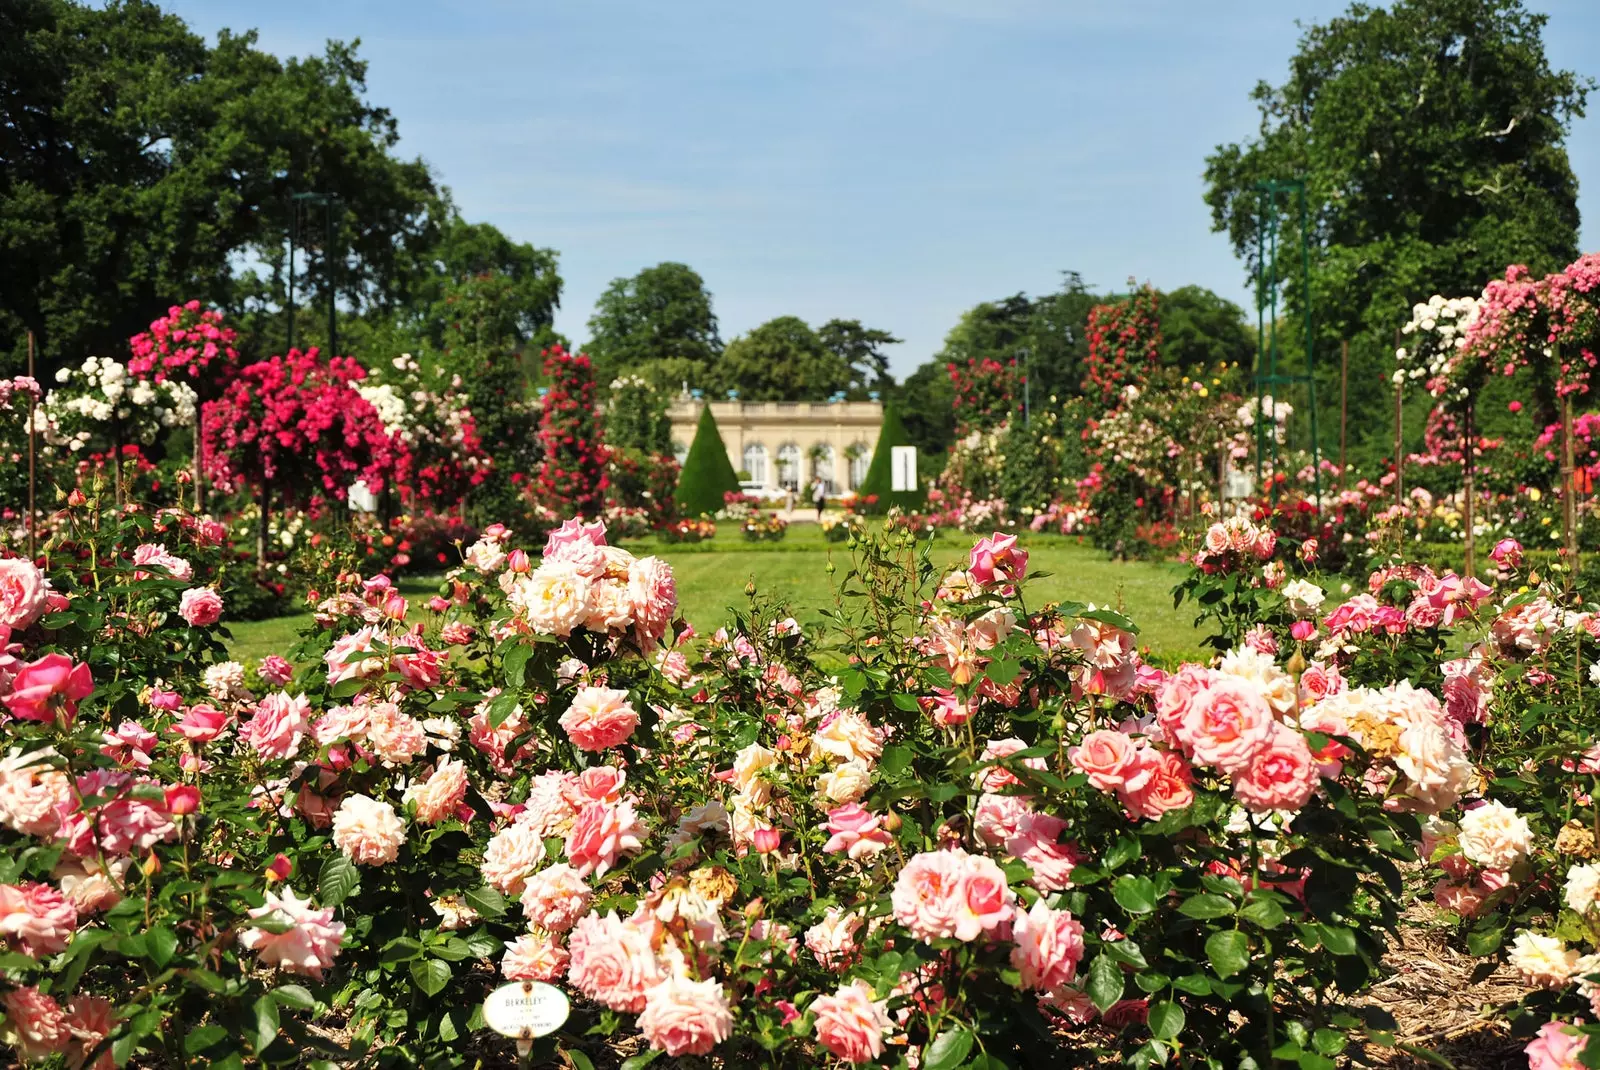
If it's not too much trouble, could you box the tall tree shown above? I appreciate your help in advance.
[1159,286,1255,373]
[1203,0,1590,449]
[817,319,901,400]
[585,262,721,389]
[933,273,1102,405]
[712,316,851,401]
[0,0,447,376]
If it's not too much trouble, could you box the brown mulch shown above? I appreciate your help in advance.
[1356,903,1528,1069]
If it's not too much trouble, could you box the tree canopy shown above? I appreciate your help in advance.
[712,316,852,402]
[1159,286,1255,373]
[818,319,901,400]
[1203,0,1590,448]
[585,262,721,389]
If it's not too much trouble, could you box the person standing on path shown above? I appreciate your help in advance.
[811,477,826,521]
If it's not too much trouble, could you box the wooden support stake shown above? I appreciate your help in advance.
[27,332,36,560]
[1463,400,1476,577]
[1393,328,1404,508]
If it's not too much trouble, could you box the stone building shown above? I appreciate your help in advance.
[666,397,883,495]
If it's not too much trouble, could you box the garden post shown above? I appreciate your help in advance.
[257,481,271,575]
[1339,338,1348,476]
[1462,400,1476,577]
[1562,388,1578,560]
[27,331,36,560]
[1392,329,1404,508]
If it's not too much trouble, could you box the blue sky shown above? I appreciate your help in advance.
[179,0,1600,377]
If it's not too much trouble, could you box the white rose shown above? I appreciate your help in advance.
[1508,930,1578,988]
[1458,800,1532,870]
[1565,863,1600,915]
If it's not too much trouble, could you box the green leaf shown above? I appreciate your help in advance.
[271,985,316,1011]
[1172,974,1212,996]
[1178,894,1236,920]
[487,690,519,729]
[879,744,912,777]
[568,1053,596,1070]
[380,937,424,965]
[1240,898,1288,929]
[1205,930,1250,979]
[1086,953,1124,1012]
[620,1051,661,1070]
[1112,875,1158,914]
[1103,836,1141,871]
[1465,925,1503,956]
[146,925,179,968]
[253,994,281,1054]
[1100,940,1148,969]
[923,1027,975,1070]
[1148,1000,1186,1040]
[502,643,533,688]
[184,1024,229,1054]
[318,855,360,907]
[986,659,1022,687]
[1318,924,1358,956]
[465,884,508,919]
[410,957,451,997]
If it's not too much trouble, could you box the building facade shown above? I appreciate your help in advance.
[666,398,883,495]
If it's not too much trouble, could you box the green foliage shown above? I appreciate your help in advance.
[889,361,957,478]
[603,375,673,455]
[673,404,740,516]
[1160,285,1255,372]
[1204,0,1591,450]
[817,319,901,401]
[856,405,924,514]
[585,262,721,388]
[712,316,850,401]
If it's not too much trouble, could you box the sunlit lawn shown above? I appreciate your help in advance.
[226,525,1210,665]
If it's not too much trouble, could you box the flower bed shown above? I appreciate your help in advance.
[0,497,1597,1068]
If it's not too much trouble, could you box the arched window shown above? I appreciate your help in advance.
[811,444,836,494]
[672,440,688,465]
[741,443,769,486]
[776,443,801,490]
[848,442,870,489]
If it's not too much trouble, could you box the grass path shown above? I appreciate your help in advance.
[225,527,1210,664]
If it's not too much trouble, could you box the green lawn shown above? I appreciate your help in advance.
[225,526,1210,664]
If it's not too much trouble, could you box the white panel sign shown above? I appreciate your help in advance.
[347,481,378,513]
[890,446,918,493]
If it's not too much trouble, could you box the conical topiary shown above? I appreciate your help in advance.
[674,404,742,517]
[858,404,924,514]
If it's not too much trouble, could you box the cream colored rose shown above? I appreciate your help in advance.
[1458,799,1532,870]
[816,759,873,805]
[1217,647,1296,717]
[509,562,592,637]
[1508,930,1579,988]
[730,743,778,795]
[808,711,883,766]
[1565,863,1600,914]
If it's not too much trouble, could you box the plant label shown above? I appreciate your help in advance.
[483,980,569,1042]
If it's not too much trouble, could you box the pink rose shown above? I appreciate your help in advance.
[330,794,405,866]
[171,703,229,743]
[403,757,469,825]
[1,985,68,1060]
[237,887,346,979]
[892,848,1015,943]
[1010,899,1085,991]
[1069,730,1140,792]
[502,931,569,982]
[822,804,895,861]
[131,543,192,581]
[1179,678,1273,772]
[544,517,608,559]
[1232,724,1319,813]
[577,766,626,804]
[520,862,592,932]
[558,686,640,751]
[0,558,48,631]
[568,910,663,1012]
[929,689,973,727]
[482,823,548,896]
[810,979,893,1064]
[241,692,311,760]
[0,881,77,958]
[178,587,223,626]
[257,655,294,686]
[3,654,93,726]
[1526,1021,1587,1070]
[164,784,200,816]
[1117,748,1195,820]
[1006,811,1080,892]
[969,532,1028,586]
[1489,538,1524,568]
[99,721,157,769]
[637,975,734,1057]
[63,993,118,1070]
[627,555,678,640]
[1154,664,1213,746]
[565,799,646,878]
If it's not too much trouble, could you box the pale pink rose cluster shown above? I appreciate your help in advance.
[1,986,117,1063]
[324,625,442,689]
[503,519,676,647]
[0,747,72,837]
[558,686,640,751]
[1153,666,1321,814]
[1192,516,1276,572]
[130,543,193,581]
[890,847,1016,943]
[312,699,428,766]
[56,768,179,857]
[330,794,405,865]
[0,881,78,958]
[810,979,894,1064]
[1300,681,1474,814]
[237,887,346,978]
[1491,596,1563,658]
[1069,729,1195,820]
[402,757,469,825]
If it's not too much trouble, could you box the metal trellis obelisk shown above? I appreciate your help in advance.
[1252,179,1323,507]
